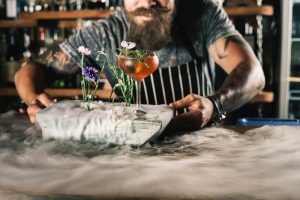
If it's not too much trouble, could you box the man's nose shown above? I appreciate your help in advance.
[138,0,158,8]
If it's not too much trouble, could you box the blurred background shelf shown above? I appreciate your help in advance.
[292,38,300,42]
[0,19,37,28]
[0,5,274,23]
[289,77,300,82]
[0,87,271,103]
[19,10,114,20]
[0,87,117,99]
[289,90,300,101]
[224,5,274,16]
[250,91,274,103]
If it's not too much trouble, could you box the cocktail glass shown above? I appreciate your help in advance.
[118,52,159,116]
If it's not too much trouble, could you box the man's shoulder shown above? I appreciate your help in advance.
[178,0,219,22]
[178,0,217,13]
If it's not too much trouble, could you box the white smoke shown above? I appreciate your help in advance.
[0,111,300,199]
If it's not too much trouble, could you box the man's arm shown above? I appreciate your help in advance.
[15,61,46,106]
[167,35,265,132]
[208,35,265,115]
[14,49,79,122]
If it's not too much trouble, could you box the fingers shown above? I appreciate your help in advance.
[169,94,196,109]
[27,93,54,123]
[27,104,42,123]
[187,97,215,127]
[166,95,216,133]
[163,109,212,137]
[35,93,54,108]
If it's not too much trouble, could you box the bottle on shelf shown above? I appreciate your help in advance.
[233,18,256,50]
[5,0,25,17]
[244,22,255,50]
[86,0,107,10]
[0,30,7,86]
[100,0,109,10]
[21,28,34,60]
[293,3,300,38]
[57,0,67,11]
[108,0,115,9]
[6,0,17,18]
[0,30,7,65]
[6,29,20,61]
[44,27,53,46]
[52,79,66,88]
[82,0,89,9]
[87,0,96,9]
[110,0,123,10]
[41,0,53,11]
[1,28,21,86]
[19,0,123,12]
[67,0,77,10]
[37,27,47,56]
[0,0,5,19]
[24,0,35,12]
[75,0,82,10]
[53,27,64,43]
[34,0,44,11]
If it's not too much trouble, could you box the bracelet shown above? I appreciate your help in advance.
[206,95,226,122]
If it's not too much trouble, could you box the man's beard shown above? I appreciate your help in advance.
[125,6,175,51]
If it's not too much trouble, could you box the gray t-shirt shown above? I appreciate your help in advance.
[60,0,239,105]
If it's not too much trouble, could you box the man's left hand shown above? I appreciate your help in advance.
[166,94,215,133]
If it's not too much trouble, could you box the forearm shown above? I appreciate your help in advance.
[208,35,266,116]
[212,60,265,113]
[14,62,46,105]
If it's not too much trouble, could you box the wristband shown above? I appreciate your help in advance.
[207,95,226,122]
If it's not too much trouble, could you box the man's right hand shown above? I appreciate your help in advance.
[27,93,54,123]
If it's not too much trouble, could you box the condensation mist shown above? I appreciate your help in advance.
[0,111,300,200]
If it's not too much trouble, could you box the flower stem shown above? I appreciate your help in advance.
[81,80,86,102]
[87,81,91,100]
[81,53,87,102]
[93,79,99,100]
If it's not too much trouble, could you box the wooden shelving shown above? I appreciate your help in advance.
[19,10,114,20]
[0,87,273,103]
[289,77,300,83]
[250,91,274,103]
[224,5,274,16]
[57,20,79,28]
[292,38,300,42]
[0,6,274,27]
[0,88,18,96]
[0,88,117,99]
[0,19,37,28]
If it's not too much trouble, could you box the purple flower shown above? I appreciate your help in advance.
[82,67,99,82]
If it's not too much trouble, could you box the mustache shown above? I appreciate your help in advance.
[128,7,171,16]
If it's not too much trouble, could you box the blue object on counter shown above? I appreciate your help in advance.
[237,118,300,126]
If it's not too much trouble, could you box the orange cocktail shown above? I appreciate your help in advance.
[118,52,159,81]
[118,52,159,116]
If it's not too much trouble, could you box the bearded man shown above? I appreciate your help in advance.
[14,0,265,132]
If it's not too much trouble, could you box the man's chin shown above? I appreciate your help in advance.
[126,11,174,50]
